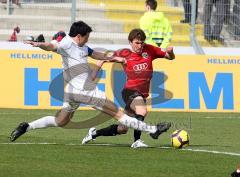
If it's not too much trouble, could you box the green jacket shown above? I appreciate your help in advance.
[139,11,172,49]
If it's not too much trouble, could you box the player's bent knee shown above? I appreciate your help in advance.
[55,117,70,127]
[56,119,71,127]
[136,109,147,117]
[55,110,73,127]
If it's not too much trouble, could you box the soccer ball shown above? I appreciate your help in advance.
[171,130,189,149]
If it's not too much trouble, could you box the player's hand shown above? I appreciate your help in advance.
[103,50,115,60]
[96,60,107,67]
[24,41,40,47]
[166,46,174,54]
[166,46,175,60]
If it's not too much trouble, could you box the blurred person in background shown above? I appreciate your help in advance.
[24,34,45,42]
[8,26,20,42]
[24,35,34,42]
[139,0,172,49]
[35,34,45,42]
[180,0,198,23]
[233,0,240,40]
[1,0,21,6]
[50,31,66,44]
[203,0,230,42]
[52,31,66,42]
[13,0,20,6]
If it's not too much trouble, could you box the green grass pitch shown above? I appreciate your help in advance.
[0,108,239,177]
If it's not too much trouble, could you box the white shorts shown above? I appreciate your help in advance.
[62,84,107,112]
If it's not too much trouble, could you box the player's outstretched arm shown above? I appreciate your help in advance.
[164,46,175,60]
[91,60,106,81]
[90,55,126,81]
[90,50,124,61]
[90,49,127,64]
[24,41,57,52]
[91,50,112,60]
[109,56,126,64]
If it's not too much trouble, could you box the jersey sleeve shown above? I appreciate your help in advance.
[150,45,166,59]
[114,48,132,58]
[87,46,93,56]
[56,42,63,55]
[113,49,121,57]
[56,39,70,55]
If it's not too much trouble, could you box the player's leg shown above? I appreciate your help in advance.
[81,96,129,144]
[82,124,127,144]
[100,99,171,139]
[9,102,79,142]
[86,86,171,139]
[83,96,170,144]
[94,124,128,138]
[85,89,147,144]
[81,86,171,142]
[128,96,148,148]
[120,89,148,147]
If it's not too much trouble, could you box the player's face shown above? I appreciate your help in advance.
[77,33,90,47]
[130,39,145,54]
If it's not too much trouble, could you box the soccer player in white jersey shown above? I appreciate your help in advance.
[10,21,171,142]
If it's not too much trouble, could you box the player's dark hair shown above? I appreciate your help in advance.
[145,0,157,10]
[69,21,92,37]
[128,28,146,42]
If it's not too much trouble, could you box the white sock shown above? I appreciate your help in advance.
[27,116,58,131]
[118,114,157,134]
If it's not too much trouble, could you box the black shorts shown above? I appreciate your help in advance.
[121,88,146,113]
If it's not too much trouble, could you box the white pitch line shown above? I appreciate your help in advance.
[204,116,240,119]
[1,142,240,157]
[180,148,240,156]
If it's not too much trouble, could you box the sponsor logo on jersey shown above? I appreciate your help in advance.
[133,63,148,71]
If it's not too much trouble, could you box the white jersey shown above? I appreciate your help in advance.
[56,35,93,90]
[55,35,106,111]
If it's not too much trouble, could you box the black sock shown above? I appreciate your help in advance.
[134,114,145,142]
[92,124,119,139]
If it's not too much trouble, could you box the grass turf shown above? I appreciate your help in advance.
[0,109,239,177]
